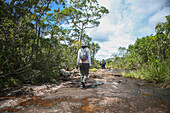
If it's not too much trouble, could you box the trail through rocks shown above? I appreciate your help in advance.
[0,69,169,113]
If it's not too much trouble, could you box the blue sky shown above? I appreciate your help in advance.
[86,0,170,60]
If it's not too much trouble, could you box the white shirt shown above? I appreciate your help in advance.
[76,47,91,66]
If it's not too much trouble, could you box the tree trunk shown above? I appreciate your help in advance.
[30,22,38,63]
[36,27,41,64]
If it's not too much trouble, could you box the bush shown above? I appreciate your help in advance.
[146,61,170,83]
[121,61,170,85]
[90,68,98,72]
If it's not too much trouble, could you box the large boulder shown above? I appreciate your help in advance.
[60,69,71,78]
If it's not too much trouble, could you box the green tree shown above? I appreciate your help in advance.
[0,0,108,88]
[90,42,100,64]
[69,0,109,43]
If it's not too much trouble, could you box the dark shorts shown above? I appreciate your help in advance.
[79,63,89,75]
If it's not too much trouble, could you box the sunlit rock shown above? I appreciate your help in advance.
[60,69,71,77]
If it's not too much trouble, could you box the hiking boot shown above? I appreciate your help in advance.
[80,82,86,89]
[82,82,86,88]
[80,85,84,89]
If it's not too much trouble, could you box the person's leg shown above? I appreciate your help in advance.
[82,63,89,87]
[79,63,89,88]
[80,63,85,88]
[102,65,104,69]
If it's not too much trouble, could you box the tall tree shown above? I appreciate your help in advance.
[68,0,109,43]
[91,42,100,59]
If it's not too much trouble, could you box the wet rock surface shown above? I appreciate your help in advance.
[0,69,169,113]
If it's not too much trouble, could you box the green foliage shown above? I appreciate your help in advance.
[0,77,21,89]
[105,58,113,68]
[0,0,107,89]
[122,61,170,84]
[92,59,100,69]
[90,42,100,65]
[90,68,98,72]
[115,15,170,86]
[145,61,170,83]
[68,0,109,42]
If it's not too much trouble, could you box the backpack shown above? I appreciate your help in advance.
[80,48,88,61]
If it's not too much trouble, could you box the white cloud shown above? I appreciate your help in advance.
[95,36,135,60]
[149,7,170,26]
[86,0,170,60]
[128,0,167,16]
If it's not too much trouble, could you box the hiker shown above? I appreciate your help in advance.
[76,42,91,88]
[100,59,106,69]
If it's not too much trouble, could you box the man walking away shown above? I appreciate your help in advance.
[101,59,106,69]
[76,42,91,89]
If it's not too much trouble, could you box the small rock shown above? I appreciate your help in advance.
[60,69,71,77]
[16,106,24,109]
[95,79,103,85]
[112,85,118,89]
[112,82,119,86]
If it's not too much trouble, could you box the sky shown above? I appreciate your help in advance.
[86,0,170,60]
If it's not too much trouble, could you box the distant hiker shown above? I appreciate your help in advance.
[76,42,91,89]
[100,59,106,69]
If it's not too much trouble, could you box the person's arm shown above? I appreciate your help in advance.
[88,50,91,67]
[76,49,80,68]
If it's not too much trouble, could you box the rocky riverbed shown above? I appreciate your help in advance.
[0,69,169,113]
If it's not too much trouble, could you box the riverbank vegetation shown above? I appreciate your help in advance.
[106,15,170,86]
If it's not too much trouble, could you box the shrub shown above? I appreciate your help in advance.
[121,61,170,86]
